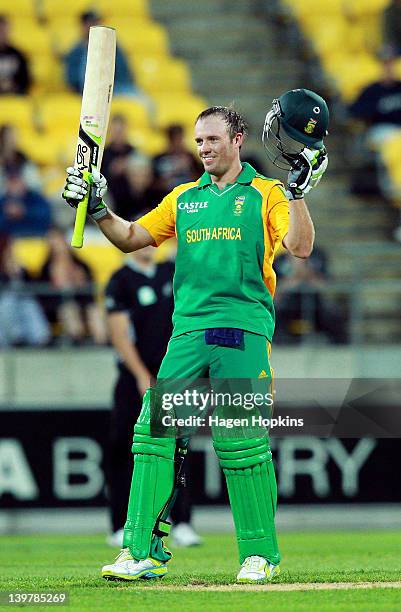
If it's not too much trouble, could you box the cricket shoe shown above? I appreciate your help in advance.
[106,528,124,548]
[171,523,202,547]
[102,548,167,581]
[236,555,280,583]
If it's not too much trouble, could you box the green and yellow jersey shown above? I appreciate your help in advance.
[137,163,289,341]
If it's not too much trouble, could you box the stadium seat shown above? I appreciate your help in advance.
[0,0,36,18]
[110,97,150,131]
[128,127,167,155]
[39,93,82,134]
[378,131,401,194]
[105,18,169,55]
[130,56,191,95]
[39,0,95,20]
[154,94,206,129]
[71,244,124,286]
[13,238,48,276]
[324,52,381,101]
[47,18,81,57]
[346,0,391,18]
[97,0,149,19]
[284,0,344,19]
[8,18,51,57]
[30,55,66,94]
[19,130,72,166]
[0,96,35,132]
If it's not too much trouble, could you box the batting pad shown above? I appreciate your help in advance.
[214,435,280,565]
[123,391,176,562]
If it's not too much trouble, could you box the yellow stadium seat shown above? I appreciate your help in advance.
[130,56,191,95]
[47,18,81,57]
[0,96,34,131]
[128,127,167,155]
[378,131,401,193]
[97,0,149,19]
[284,0,344,19]
[346,0,391,18]
[30,55,66,94]
[13,238,48,276]
[39,93,82,134]
[154,94,206,129]
[40,0,95,19]
[110,97,150,130]
[324,53,382,101]
[71,244,124,286]
[18,130,70,166]
[8,18,51,57]
[105,18,169,55]
[0,0,36,18]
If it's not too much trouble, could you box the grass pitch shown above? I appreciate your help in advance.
[1,531,400,610]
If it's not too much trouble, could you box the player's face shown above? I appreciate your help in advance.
[195,116,242,177]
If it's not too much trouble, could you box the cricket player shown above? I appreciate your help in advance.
[63,89,329,583]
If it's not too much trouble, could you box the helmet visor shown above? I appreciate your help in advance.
[262,102,305,170]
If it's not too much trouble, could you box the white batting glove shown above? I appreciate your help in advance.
[62,167,109,220]
[286,148,328,200]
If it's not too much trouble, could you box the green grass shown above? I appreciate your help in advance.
[0,531,400,610]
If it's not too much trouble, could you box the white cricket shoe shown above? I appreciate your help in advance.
[236,555,280,583]
[102,548,167,581]
[171,523,202,547]
[106,528,124,548]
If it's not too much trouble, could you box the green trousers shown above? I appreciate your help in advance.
[125,330,280,566]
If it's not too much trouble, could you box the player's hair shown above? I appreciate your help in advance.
[196,106,249,140]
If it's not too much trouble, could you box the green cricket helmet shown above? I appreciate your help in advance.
[262,88,329,169]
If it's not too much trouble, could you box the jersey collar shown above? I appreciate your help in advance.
[198,162,257,188]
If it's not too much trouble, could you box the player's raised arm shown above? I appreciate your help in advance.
[262,88,329,259]
[62,167,154,252]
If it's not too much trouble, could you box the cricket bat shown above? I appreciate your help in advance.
[71,26,116,248]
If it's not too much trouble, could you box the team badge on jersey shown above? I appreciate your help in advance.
[233,196,245,216]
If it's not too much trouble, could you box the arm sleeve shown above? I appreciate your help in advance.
[105,272,130,313]
[135,191,176,246]
[267,183,289,245]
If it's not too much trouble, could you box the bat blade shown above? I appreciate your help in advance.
[71,26,116,249]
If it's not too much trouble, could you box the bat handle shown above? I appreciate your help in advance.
[71,170,93,249]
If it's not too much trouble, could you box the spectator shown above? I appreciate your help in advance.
[0,234,50,346]
[347,49,401,198]
[152,124,201,199]
[0,170,51,237]
[64,11,140,96]
[0,124,42,195]
[348,49,401,148]
[38,227,106,345]
[274,248,348,344]
[102,115,152,219]
[382,1,401,57]
[105,246,201,548]
[0,15,31,95]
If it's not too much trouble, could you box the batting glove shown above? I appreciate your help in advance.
[62,167,109,221]
[286,148,328,200]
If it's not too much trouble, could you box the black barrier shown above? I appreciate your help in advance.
[0,408,400,508]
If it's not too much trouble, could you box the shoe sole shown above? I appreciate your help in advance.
[102,568,167,582]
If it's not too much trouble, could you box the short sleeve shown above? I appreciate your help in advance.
[267,183,289,244]
[136,191,176,246]
[105,272,130,313]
